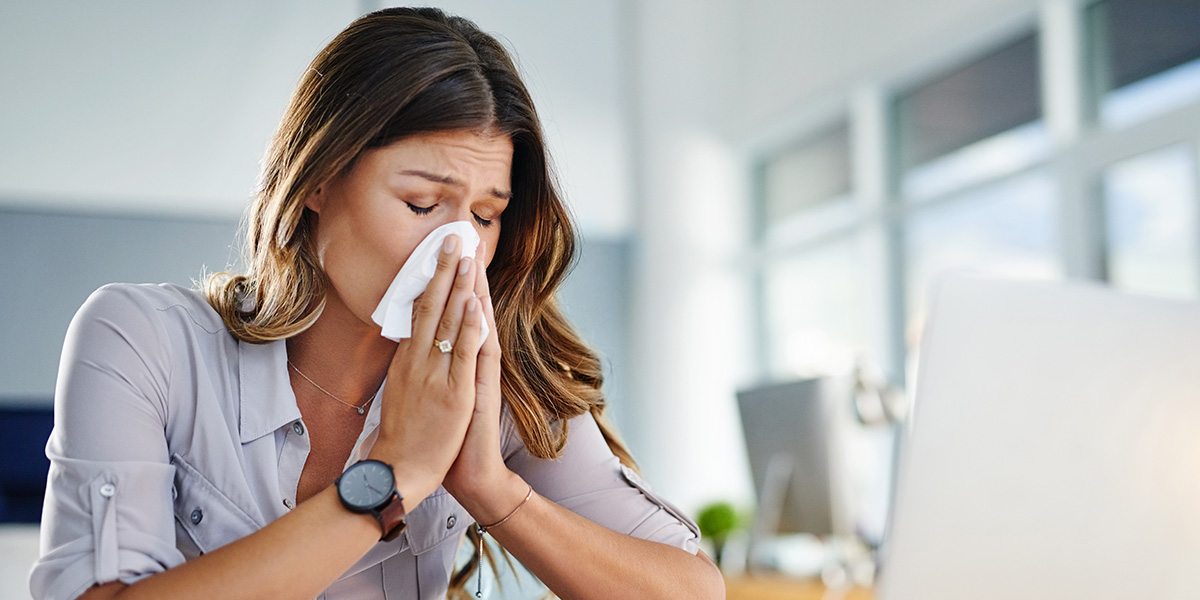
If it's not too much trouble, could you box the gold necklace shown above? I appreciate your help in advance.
[286,360,372,416]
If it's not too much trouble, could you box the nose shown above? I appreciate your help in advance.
[448,208,485,236]
[452,207,475,223]
[437,210,484,250]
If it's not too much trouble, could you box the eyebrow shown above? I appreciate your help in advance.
[398,169,512,201]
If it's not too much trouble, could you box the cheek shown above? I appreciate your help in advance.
[374,227,427,283]
[321,210,426,310]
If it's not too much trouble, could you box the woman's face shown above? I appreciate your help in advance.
[307,129,512,329]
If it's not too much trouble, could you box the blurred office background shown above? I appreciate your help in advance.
[3,0,1200,596]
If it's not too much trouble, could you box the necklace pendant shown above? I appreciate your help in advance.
[356,406,365,415]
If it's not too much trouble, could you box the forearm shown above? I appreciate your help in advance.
[464,475,725,600]
[82,486,381,600]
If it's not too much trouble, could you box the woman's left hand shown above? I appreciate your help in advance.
[442,249,527,521]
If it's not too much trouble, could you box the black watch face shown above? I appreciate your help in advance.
[338,460,396,512]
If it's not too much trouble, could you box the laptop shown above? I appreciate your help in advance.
[878,276,1200,599]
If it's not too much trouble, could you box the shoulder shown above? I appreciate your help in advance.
[78,282,226,336]
[68,283,233,378]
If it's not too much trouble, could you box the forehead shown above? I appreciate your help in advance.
[376,130,513,175]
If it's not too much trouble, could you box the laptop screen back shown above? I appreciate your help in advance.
[879,277,1200,600]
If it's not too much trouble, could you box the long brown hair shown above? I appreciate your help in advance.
[205,7,635,592]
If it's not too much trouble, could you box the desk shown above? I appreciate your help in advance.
[725,575,873,600]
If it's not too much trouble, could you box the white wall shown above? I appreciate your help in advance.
[0,0,634,237]
[0,0,358,217]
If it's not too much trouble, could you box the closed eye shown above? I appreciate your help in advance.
[473,213,494,227]
[405,202,434,215]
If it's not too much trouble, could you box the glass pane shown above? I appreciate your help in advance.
[896,33,1042,172]
[1090,0,1200,127]
[764,235,864,378]
[901,121,1051,200]
[906,170,1062,320]
[762,122,852,225]
[1102,144,1199,298]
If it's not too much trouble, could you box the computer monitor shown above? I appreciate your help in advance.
[737,377,854,543]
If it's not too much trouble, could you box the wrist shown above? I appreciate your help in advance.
[459,471,529,526]
[334,459,408,541]
[365,449,439,511]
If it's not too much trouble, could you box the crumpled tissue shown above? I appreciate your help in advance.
[371,220,488,349]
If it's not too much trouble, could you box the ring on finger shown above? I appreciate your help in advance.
[434,338,453,354]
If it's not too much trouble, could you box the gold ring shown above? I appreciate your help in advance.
[434,339,453,354]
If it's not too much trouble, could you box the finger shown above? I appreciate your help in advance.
[431,256,477,356]
[412,234,462,344]
[471,242,488,301]
[475,293,502,399]
[474,254,500,352]
[449,296,483,386]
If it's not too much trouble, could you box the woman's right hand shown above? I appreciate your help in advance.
[368,233,485,508]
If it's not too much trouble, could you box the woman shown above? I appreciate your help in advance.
[30,7,723,600]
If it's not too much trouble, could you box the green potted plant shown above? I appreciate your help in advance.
[696,501,741,568]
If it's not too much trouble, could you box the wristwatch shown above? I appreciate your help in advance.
[335,459,407,541]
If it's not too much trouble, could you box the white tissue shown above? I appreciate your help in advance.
[371,220,488,348]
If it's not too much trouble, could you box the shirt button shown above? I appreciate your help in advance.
[283,498,294,510]
[293,421,305,436]
[190,508,204,525]
[446,515,457,529]
[99,483,116,498]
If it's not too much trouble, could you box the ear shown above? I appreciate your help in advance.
[304,186,325,214]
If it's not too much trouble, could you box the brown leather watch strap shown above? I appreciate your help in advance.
[376,493,407,542]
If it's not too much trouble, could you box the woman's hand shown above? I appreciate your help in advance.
[368,234,486,508]
[442,246,527,523]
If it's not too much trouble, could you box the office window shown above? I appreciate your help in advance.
[756,121,864,379]
[1089,0,1200,127]
[1102,144,1200,298]
[753,3,1200,387]
[760,121,853,243]
[905,171,1062,318]
[763,235,865,377]
[896,33,1049,199]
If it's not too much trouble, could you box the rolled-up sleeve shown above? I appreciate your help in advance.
[503,411,701,554]
[31,285,185,600]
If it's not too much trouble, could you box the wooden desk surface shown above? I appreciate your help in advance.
[725,574,873,600]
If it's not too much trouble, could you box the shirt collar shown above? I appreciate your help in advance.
[238,339,302,443]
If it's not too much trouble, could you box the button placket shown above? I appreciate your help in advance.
[277,419,310,522]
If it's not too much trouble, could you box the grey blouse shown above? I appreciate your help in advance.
[30,283,699,600]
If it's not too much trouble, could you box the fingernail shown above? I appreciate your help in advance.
[459,257,470,275]
[443,235,457,254]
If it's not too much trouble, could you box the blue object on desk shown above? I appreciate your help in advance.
[0,402,55,523]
